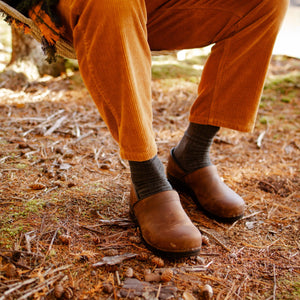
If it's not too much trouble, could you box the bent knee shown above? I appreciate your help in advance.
[263,0,289,25]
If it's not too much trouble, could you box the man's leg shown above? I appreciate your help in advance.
[146,0,288,219]
[56,0,202,257]
[147,0,289,132]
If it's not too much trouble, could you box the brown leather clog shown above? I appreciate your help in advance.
[167,150,245,221]
[130,186,202,257]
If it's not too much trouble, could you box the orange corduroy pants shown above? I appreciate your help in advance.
[56,0,288,161]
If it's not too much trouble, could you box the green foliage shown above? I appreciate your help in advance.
[151,53,207,81]
[259,116,269,125]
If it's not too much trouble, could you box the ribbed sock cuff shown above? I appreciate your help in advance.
[129,155,172,200]
[173,123,219,173]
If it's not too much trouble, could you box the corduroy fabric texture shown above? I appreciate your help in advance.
[56,0,288,161]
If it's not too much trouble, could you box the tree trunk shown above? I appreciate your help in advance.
[8,27,66,78]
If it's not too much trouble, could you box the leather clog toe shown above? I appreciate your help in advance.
[130,187,202,257]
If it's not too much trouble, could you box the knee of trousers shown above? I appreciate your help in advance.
[260,0,289,26]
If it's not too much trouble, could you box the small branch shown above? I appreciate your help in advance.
[23,109,65,136]
[41,228,60,265]
[257,131,266,148]
[272,264,277,300]
[118,154,128,169]
[18,273,63,300]
[44,115,68,136]
[115,271,121,286]
[0,254,31,270]
[156,283,162,299]
[227,211,262,232]
[184,260,214,272]
[0,277,38,300]
[73,130,93,143]
[198,227,231,252]
[2,249,44,258]
[24,231,36,253]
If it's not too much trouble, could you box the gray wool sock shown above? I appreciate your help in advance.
[173,123,220,173]
[129,155,173,200]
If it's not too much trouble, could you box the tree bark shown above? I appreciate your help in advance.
[8,27,66,78]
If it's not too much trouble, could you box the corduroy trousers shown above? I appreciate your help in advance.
[57,0,288,161]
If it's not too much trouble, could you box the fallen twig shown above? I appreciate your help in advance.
[198,227,231,252]
[0,254,31,270]
[272,264,277,300]
[227,211,263,232]
[73,130,94,143]
[17,273,63,300]
[24,231,36,253]
[257,131,266,148]
[184,260,214,272]
[0,277,38,300]
[82,218,135,229]
[23,109,65,136]
[44,116,68,136]
[93,253,137,267]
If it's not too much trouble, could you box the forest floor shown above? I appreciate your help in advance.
[0,25,299,300]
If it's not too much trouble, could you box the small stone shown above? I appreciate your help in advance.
[125,267,134,278]
[201,284,213,299]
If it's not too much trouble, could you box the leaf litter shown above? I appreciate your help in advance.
[0,55,299,299]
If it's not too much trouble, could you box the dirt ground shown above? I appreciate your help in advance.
[0,52,299,300]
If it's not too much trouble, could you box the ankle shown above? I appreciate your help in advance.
[173,123,219,173]
[129,155,172,200]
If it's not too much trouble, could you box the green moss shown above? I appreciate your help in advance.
[280,97,291,103]
[259,116,269,125]
[151,51,206,81]
[15,163,28,169]
[276,277,300,299]
[25,198,45,213]
[152,63,200,80]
